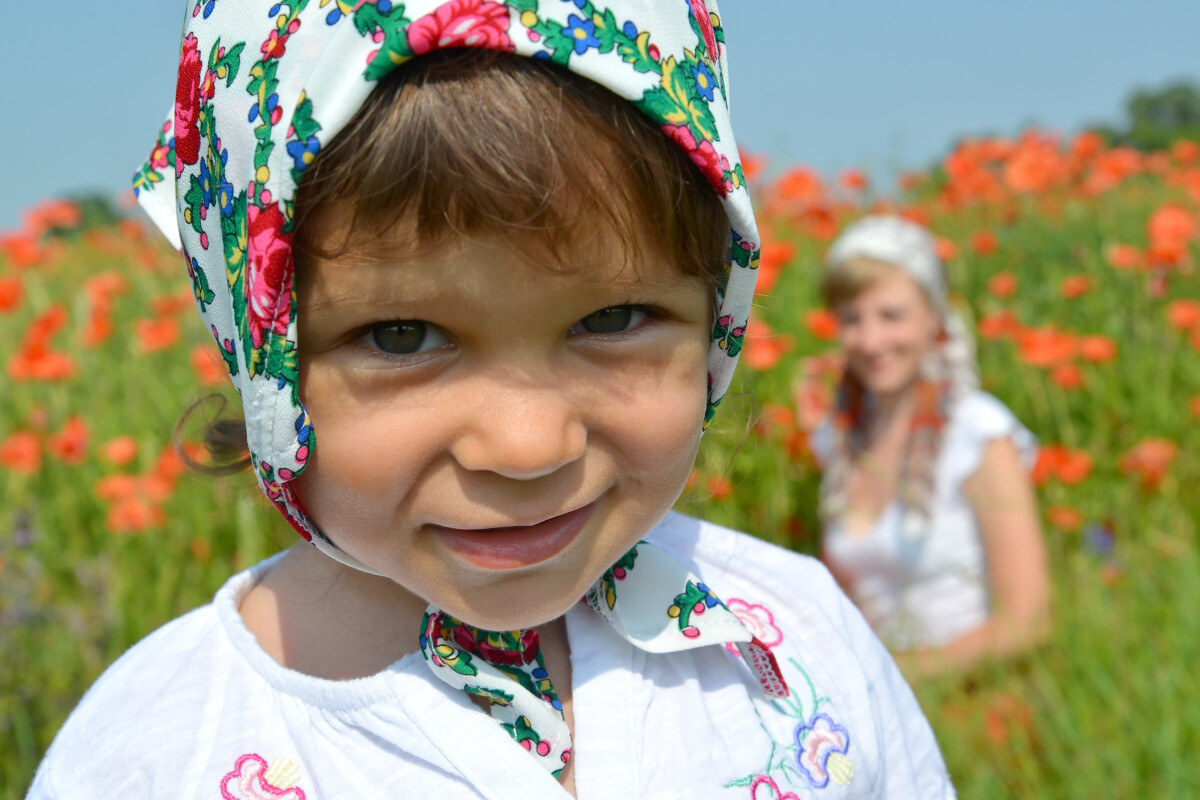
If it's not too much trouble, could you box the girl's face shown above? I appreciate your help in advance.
[833,266,940,399]
[292,222,712,631]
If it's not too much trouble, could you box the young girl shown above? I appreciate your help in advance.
[30,3,954,797]
[809,215,1050,680]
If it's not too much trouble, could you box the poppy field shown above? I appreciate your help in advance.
[3,132,1200,796]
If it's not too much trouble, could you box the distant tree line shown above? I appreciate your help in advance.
[1090,79,1200,151]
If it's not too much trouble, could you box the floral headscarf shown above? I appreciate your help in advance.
[135,0,760,561]
[135,0,779,776]
[820,215,979,540]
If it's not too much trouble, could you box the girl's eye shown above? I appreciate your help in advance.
[365,321,449,355]
[571,306,648,335]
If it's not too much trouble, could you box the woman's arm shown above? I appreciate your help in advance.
[894,437,1051,681]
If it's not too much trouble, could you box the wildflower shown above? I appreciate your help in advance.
[1104,244,1142,273]
[191,345,227,386]
[0,275,22,312]
[0,431,41,474]
[106,497,167,534]
[1120,438,1177,489]
[755,239,796,296]
[988,271,1018,299]
[1018,326,1076,367]
[23,198,82,236]
[978,309,1021,340]
[707,475,733,501]
[102,436,140,466]
[972,230,998,255]
[1167,299,1200,331]
[1050,363,1083,390]
[934,236,958,262]
[1078,335,1118,363]
[47,416,89,465]
[776,167,825,203]
[804,309,840,341]
[742,319,793,371]
[1059,275,1092,299]
[739,150,765,183]
[1146,203,1196,266]
[1190,396,1200,420]
[1047,506,1083,532]
[0,233,44,269]
[135,316,182,353]
[1033,445,1093,486]
[838,169,868,192]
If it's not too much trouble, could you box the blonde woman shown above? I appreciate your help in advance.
[807,216,1050,680]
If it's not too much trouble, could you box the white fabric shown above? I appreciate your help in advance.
[29,514,954,799]
[812,392,1038,650]
[825,216,947,314]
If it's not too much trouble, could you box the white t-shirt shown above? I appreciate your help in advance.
[811,391,1038,651]
[28,513,954,799]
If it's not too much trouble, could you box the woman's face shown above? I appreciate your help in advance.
[833,266,941,399]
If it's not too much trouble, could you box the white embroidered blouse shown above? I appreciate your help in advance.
[812,391,1038,651]
[28,513,955,799]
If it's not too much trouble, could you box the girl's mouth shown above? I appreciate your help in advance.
[431,501,598,570]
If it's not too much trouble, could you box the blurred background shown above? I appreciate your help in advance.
[2,1,1199,796]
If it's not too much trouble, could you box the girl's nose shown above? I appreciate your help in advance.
[450,383,588,480]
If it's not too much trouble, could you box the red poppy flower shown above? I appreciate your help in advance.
[0,431,40,474]
[0,275,22,312]
[1047,506,1083,532]
[1018,326,1076,367]
[47,416,89,465]
[1050,363,1083,390]
[972,230,998,256]
[838,169,868,192]
[934,236,958,262]
[1078,335,1118,363]
[978,309,1022,340]
[804,309,840,341]
[1104,243,1143,271]
[1167,299,1200,331]
[102,436,140,467]
[0,233,44,269]
[754,239,796,296]
[136,317,182,353]
[988,271,1018,299]
[742,319,793,371]
[191,345,227,386]
[707,475,733,501]
[1120,439,1178,489]
[1059,275,1092,299]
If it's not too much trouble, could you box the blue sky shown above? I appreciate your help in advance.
[1,1,1197,230]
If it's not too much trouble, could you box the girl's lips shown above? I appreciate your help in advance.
[432,502,597,570]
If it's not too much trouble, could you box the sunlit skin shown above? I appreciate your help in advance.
[821,262,1050,680]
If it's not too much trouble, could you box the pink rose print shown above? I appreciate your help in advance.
[660,123,728,197]
[748,775,800,800]
[174,33,203,178]
[407,0,513,56]
[220,754,307,800]
[689,0,718,61]
[724,598,784,656]
[245,202,294,349]
[795,713,854,789]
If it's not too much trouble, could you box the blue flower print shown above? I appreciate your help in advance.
[692,61,716,102]
[564,14,601,55]
[287,136,321,172]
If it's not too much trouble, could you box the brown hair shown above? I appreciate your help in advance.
[820,256,931,309]
[184,47,730,473]
[294,48,728,288]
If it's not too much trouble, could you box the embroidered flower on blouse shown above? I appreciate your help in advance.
[794,713,854,788]
[220,753,307,800]
[723,598,784,656]
[748,774,802,800]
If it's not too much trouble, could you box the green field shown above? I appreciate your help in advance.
[3,134,1199,796]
